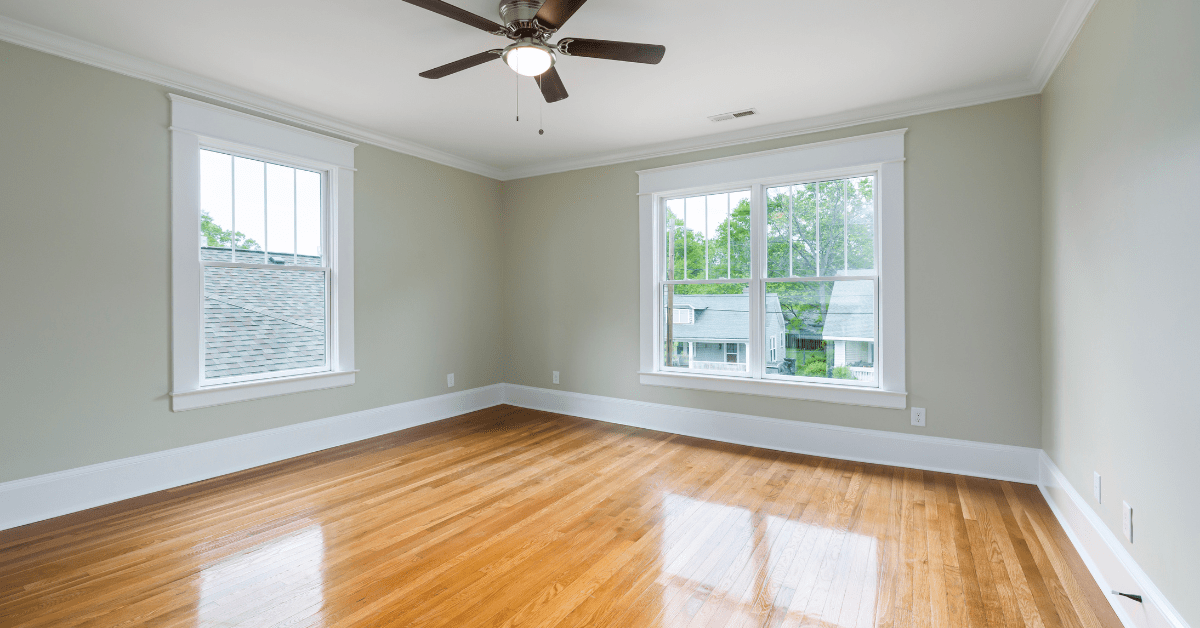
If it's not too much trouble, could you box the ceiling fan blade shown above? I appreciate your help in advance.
[419,50,502,79]
[535,67,569,103]
[558,38,666,64]
[401,0,506,34]
[533,0,589,31]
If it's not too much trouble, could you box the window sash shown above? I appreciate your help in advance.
[196,145,334,389]
[654,171,882,387]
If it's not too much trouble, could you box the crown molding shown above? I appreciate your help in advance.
[1,0,1095,183]
[1029,0,1101,91]
[498,78,1039,180]
[0,15,505,180]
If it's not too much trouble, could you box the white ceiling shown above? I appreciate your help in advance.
[0,0,1088,179]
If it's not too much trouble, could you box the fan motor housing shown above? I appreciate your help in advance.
[499,0,542,26]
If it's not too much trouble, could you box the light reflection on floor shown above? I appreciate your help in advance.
[197,524,326,627]
[659,494,879,628]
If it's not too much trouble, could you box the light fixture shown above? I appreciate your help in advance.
[503,40,555,77]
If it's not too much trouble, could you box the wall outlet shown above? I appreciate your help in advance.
[1094,472,1102,503]
[1122,501,1133,542]
[911,407,926,427]
[552,371,560,385]
[447,373,455,388]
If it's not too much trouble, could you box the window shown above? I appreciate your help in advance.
[638,130,907,408]
[672,307,694,325]
[170,95,356,411]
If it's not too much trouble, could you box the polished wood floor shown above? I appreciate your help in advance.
[0,406,1120,628]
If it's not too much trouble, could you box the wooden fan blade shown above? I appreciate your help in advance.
[419,50,502,79]
[558,38,666,64]
[401,0,506,34]
[533,0,589,31]
[535,67,569,103]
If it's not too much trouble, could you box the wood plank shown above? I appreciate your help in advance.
[0,406,1123,628]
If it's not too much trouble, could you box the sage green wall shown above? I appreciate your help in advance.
[0,40,504,483]
[1041,0,1199,622]
[501,96,1044,448]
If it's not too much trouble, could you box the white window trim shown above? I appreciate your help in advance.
[637,130,907,409]
[169,95,357,411]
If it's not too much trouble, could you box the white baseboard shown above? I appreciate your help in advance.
[0,384,503,532]
[501,384,1041,483]
[1038,453,1191,628]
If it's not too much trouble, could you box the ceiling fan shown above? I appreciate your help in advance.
[403,0,666,103]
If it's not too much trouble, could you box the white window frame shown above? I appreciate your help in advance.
[638,130,907,409]
[169,95,357,411]
[672,306,694,325]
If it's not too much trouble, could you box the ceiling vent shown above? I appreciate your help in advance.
[708,108,757,122]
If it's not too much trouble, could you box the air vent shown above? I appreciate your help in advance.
[708,108,757,122]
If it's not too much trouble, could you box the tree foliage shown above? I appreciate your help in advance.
[201,211,261,250]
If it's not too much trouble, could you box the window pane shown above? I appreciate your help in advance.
[706,193,729,279]
[766,280,875,385]
[296,169,322,264]
[664,199,685,280]
[728,191,751,278]
[684,196,706,279]
[204,267,327,380]
[818,179,846,275]
[791,183,818,276]
[846,176,875,272]
[200,150,233,260]
[265,163,296,262]
[766,186,789,277]
[233,156,266,263]
[663,283,749,374]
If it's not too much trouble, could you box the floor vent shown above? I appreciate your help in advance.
[708,108,758,122]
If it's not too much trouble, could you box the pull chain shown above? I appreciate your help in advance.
[515,72,519,122]
[538,98,544,135]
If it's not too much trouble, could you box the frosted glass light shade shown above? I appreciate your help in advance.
[504,45,554,77]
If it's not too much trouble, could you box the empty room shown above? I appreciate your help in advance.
[0,0,1196,626]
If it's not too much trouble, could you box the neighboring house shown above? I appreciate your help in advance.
[667,292,788,374]
[201,247,327,380]
[820,280,876,381]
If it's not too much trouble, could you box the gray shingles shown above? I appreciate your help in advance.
[202,257,326,380]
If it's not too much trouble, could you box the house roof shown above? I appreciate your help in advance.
[821,280,875,341]
[201,247,327,380]
[669,293,787,347]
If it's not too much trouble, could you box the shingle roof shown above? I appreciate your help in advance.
[670,293,787,346]
[201,247,327,380]
[820,280,875,341]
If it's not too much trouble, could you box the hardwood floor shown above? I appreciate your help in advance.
[0,405,1120,628]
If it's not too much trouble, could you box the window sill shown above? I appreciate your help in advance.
[171,370,357,411]
[638,371,907,409]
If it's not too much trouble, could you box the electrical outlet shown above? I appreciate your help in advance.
[1094,472,1102,503]
[1122,501,1133,542]
[447,373,455,388]
[553,371,560,385]
[911,407,926,427]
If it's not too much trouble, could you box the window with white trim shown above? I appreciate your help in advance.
[170,95,356,411]
[638,131,907,408]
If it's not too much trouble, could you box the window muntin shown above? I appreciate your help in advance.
[199,148,330,384]
[657,175,879,387]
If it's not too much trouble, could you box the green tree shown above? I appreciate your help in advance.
[201,211,261,250]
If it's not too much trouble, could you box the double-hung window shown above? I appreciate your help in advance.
[170,96,356,411]
[638,131,907,408]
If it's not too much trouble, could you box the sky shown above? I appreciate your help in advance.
[200,149,322,259]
